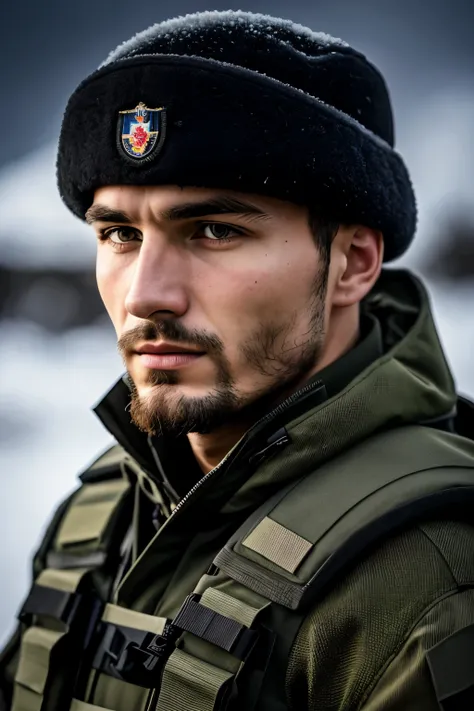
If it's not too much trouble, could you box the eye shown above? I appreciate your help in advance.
[102,226,141,244]
[200,223,242,241]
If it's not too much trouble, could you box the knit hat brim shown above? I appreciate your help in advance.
[57,54,416,262]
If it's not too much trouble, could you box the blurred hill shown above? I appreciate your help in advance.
[0,265,103,331]
[424,216,474,281]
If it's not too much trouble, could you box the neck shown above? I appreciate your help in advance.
[187,424,250,474]
[187,307,360,475]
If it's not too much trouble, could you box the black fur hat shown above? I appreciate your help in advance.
[57,10,416,261]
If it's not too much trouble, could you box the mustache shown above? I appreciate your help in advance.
[117,320,224,357]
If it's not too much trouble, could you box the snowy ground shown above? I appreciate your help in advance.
[0,322,123,643]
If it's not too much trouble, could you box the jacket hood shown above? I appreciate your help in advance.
[93,268,457,521]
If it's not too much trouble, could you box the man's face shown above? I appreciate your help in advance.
[90,185,329,435]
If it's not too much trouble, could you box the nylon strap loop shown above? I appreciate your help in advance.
[200,588,267,628]
[156,648,233,711]
[156,587,270,708]
[173,598,246,655]
[12,565,95,711]
[10,683,44,711]
[12,563,107,710]
[101,603,166,635]
[70,700,115,710]
[14,627,65,696]
[13,466,133,711]
[36,568,89,593]
[56,479,129,548]
[19,568,92,626]
[19,585,77,627]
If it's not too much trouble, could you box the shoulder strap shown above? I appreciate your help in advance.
[9,444,135,711]
[215,423,474,611]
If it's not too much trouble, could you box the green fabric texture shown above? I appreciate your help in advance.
[287,520,474,710]
[3,268,474,711]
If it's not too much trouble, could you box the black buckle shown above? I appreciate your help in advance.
[91,593,260,689]
[18,582,104,660]
[172,594,259,661]
[19,583,82,626]
[92,620,179,688]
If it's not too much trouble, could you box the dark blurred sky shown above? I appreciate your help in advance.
[1,0,474,168]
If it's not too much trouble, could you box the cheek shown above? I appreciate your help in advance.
[95,254,128,334]
[203,252,319,350]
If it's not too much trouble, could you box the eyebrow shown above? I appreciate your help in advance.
[162,197,270,222]
[85,196,271,225]
[85,205,134,225]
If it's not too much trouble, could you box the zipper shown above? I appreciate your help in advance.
[248,430,290,466]
[160,379,325,526]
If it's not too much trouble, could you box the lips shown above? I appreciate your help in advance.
[135,342,205,355]
[135,345,205,371]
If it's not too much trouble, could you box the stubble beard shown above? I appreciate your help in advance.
[123,267,328,436]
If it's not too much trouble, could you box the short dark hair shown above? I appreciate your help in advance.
[307,211,339,266]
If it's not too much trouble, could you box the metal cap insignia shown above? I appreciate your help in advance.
[117,103,166,163]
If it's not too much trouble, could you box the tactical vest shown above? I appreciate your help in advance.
[6,398,474,711]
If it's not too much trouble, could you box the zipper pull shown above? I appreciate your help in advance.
[248,427,290,467]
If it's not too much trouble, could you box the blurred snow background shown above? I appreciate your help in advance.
[1,0,473,644]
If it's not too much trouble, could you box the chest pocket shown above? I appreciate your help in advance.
[12,473,132,711]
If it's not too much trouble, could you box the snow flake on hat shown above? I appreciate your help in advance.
[102,10,348,66]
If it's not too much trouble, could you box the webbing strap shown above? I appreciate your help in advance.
[200,588,265,628]
[10,683,44,711]
[12,452,135,711]
[102,603,166,636]
[15,627,65,696]
[55,479,130,549]
[173,598,249,656]
[70,700,114,711]
[12,567,94,711]
[36,568,89,593]
[18,568,91,623]
[12,477,131,710]
[156,586,270,710]
[156,648,234,711]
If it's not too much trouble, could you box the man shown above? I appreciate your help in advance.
[2,10,474,711]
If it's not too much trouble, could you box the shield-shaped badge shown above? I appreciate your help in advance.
[118,103,166,163]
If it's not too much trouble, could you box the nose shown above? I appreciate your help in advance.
[124,237,189,320]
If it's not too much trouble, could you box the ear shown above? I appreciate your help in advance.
[330,225,384,307]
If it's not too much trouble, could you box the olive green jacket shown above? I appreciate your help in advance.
[2,268,474,711]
